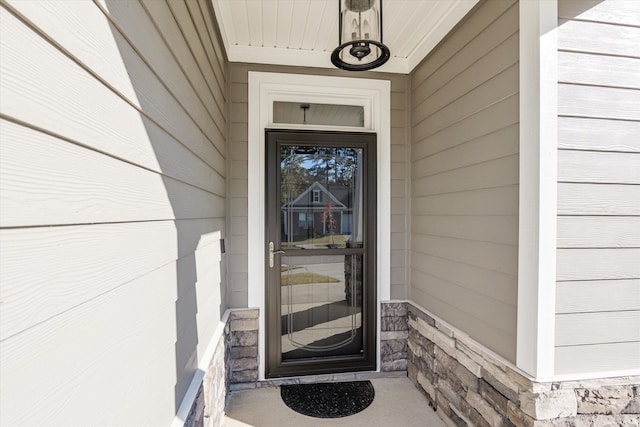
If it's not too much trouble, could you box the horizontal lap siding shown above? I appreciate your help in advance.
[391,80,410,299]
[409,0,519,362]
[227,65,249,308]
[226,63,410,305]
[0,0,226,425]
[555,0,640,375]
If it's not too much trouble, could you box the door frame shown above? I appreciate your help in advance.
[248,71,391,380]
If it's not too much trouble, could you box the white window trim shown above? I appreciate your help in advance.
[517,0,558,380]
[248,72,391,380]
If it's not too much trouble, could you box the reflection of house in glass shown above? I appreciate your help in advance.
[282,181,353,243]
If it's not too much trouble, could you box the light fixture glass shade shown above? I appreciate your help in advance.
[331,0,390,71]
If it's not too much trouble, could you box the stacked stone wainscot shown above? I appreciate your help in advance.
[406,303,640,427]
[226,309,259,387]
[182,311,231,427]
[381,302,409,372]
[184,335,227,427]
[183,304,639,427]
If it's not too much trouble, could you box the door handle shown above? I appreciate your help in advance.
[269,241,285,268]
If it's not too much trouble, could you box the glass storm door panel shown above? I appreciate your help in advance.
[266,130,376,378]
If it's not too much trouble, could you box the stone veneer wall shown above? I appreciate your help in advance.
[181,305,638,427]
[407,303,640,427]
[225,303,410,389]
[181,309,259,427]
[381,302,410,372]
[183,318,229,427]
[226,309,260,386]
[226,304,410,388]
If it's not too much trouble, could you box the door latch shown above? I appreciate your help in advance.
[269,241,285,268]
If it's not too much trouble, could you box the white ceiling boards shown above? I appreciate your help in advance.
[211,0,479,74]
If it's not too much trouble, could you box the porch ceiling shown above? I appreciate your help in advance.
[210,0,479,74]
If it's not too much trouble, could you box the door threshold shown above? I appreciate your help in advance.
[229,370,407,391]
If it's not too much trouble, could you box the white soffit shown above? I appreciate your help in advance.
[211,0,479,74]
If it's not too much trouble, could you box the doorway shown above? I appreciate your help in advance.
[265,130,377,378]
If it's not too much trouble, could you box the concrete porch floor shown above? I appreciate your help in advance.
[222,377,447,427]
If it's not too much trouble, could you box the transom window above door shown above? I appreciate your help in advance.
[273,102,365,128]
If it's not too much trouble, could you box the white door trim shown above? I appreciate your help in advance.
[248,71,391,380]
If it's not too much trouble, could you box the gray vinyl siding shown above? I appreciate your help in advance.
[409,0,519,362]
[555,0,640,375]
[0,1,227,425]
[227,63,410,306]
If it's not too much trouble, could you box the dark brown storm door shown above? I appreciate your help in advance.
[266,130,377,378]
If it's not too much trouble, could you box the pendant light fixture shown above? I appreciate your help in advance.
[331,0,390,71]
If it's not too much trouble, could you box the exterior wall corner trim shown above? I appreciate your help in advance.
[517,0,559,380]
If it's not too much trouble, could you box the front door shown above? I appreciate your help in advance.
[265,129,377,378]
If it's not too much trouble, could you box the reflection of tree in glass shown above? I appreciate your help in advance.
[280,146,310,204]
[321,201,337,243]
[280,146,360,204]
[307,147,358,187]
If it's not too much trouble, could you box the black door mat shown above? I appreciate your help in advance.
[280,381,375,418]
